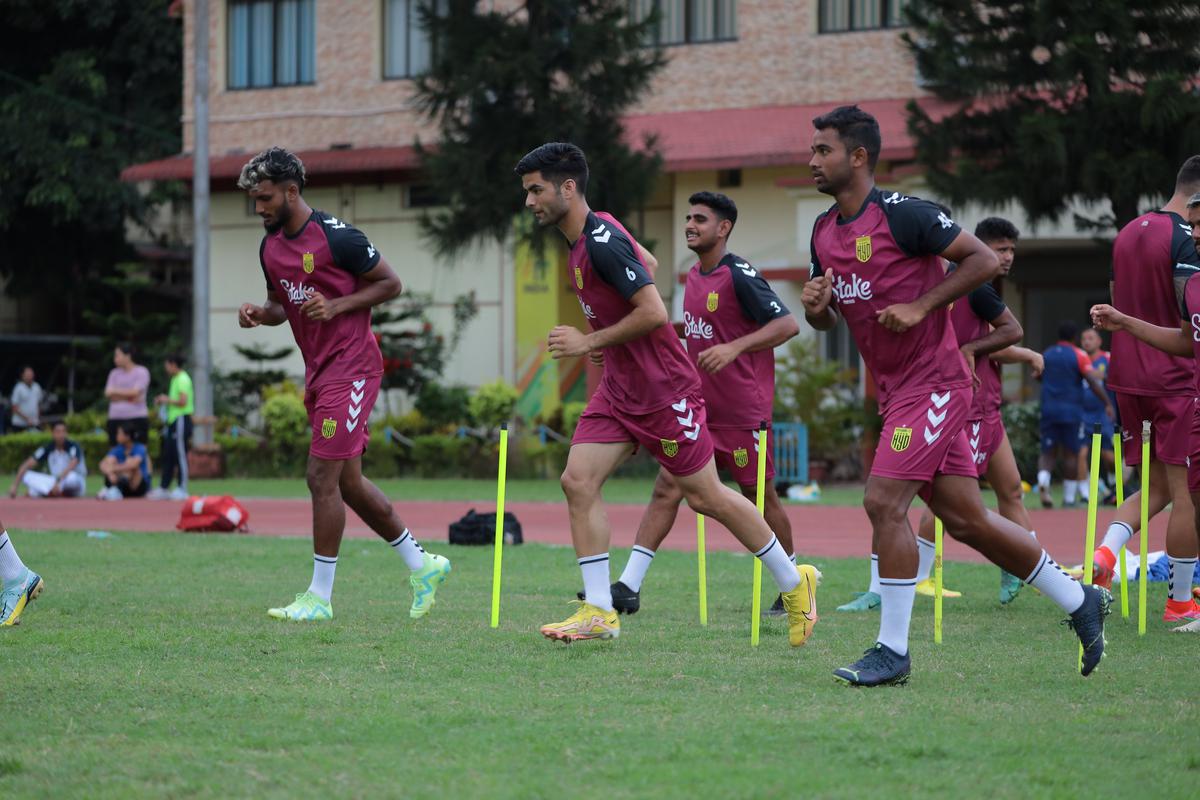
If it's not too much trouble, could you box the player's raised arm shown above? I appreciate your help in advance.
[877,231,1000,332]
[302,258,403,322]
[990,345,1044,377]
[549,284,670,358]
[1091,303,1192,357]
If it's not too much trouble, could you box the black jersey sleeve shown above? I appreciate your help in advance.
[585,217,654,300]
[880,192,962,257]
[727,256,790,324]
[1171,216,1200,314]
[321,214,382,276]
[966,282,1006,322]
[808,224,824,278]
[259,236,271,290]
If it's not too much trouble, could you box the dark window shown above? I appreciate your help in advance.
[818,0,908,33]
[717,168,742,188]
[405,184,446,209]
[384,0,447,79]
[629,0,736,46]
[228,0,316,89]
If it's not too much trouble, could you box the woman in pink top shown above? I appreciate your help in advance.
[104,343,151,445]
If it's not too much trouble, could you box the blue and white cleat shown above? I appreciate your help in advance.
[1,568,45,627]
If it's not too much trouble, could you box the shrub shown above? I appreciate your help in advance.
[411,434,473,477]
[1001,401,1040,480]
[563,401,587,438]
[261,393,308,441]
[773,337,863,464]
[415,382,472,430]
[469,379,518,429]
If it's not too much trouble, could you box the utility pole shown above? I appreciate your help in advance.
[192,0,213,443]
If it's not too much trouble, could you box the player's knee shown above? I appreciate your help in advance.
[559,468,597,502]
[306,463,338,498]
[863,490,906,529]
[651,479,684,506]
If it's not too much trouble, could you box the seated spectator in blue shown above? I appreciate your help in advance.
[1037,321,1114,508]
[8,421,87,498]
[97,423,150,500]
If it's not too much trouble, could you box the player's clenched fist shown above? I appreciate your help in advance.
[239,302,266,328]
[1089,304,1126,331]
[876,302,926,333]
[801,272,832,316]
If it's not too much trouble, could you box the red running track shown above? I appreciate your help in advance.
[0,495,1153,566]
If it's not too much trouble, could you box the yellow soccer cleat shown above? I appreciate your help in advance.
[782,564,821,646]
[915,578,962,598]
[539,601,620,643]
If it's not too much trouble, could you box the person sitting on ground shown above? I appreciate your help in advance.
[8,421,87,498]
[97,423,150,500]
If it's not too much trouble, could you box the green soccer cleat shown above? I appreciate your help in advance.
[836,591,881,612]
[1,568,44,627]
[999,570,1023,605]
[268,591,333,621]
[410,552,451,619]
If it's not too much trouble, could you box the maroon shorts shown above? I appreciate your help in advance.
[304,375,380,460]
[573,389,714,477]
[1188,399,1200,494]
[967,414,1006,477]
[711,427,775,489]
[871,387,977,502]
[1116,392,1191,467]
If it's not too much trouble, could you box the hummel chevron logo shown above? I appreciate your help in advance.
[352,379,366,390]
[924,428,941,445]
[671,398,688,412]
[675,409,694,428]
[350,390,364,405]
[591,223,611,244]
[736,262,757,277]
[926,408,947,427]
[969,436,981,449]
[683,423,701,441]
[348,405,362,420]
[347,419,359,433]
[930,392,950,408]
[971,422,981,435]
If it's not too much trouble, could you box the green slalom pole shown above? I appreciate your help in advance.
[750,422,767,647]
[934,516,943,645]
[489,423,509,628]
[1139,420,1150,636]
[1080,424,1102,671]
[697,514,708,626]
[1112,429,1128,620]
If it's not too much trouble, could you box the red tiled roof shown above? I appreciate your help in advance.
[121,98,946,182]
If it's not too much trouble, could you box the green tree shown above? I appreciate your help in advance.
[903,1,1200,231]
[412,0,666,256]
[0,0,182,320]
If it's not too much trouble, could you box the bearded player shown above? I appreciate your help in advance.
[517,143,819,645]
[803,106,1109,686]
[237,147,450,622]
[600,191,801,617]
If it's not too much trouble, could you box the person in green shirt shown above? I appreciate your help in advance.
[149,353,194,500]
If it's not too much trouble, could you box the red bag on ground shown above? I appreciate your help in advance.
[176,495,250,533]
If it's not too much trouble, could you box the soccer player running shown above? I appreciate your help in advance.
[602,191,802,616]
[1090,190,1200,627]
[1089,156,1200,625]
[1036,323,1113,509]
[803,106,1110,686]
[237,147,450,622]
[0,522,43,626]
[517,143,819,645]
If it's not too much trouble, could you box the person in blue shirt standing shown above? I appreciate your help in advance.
[1077,327,1118,503]
[97,422,150,500]
[1038,322,1115,507]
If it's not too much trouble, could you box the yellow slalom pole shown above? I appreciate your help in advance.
[697,514,708,626]
[934,516,944,644]
[1139,420,1151,636]
[1080,424,1102,670]
[1113,429,1129,619]
[489,423,509,628]
[751,422,768,647]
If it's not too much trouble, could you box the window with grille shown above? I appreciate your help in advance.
[629,0,737,45]
[228,0,316,89]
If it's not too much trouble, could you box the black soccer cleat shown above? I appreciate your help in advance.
[833,643,912,687]
[574,581,641,615]
[764,593,787,617]
[1065,584,1112,676]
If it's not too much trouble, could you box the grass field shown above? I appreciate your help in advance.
[2,529,1191,798]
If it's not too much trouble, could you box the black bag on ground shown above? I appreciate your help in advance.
[448,509,523,545]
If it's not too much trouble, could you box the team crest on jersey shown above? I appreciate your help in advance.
[707,291,719,312]
[891,427,912,452]
[302,252,315,274]
[574,266,584,290]
[733,447,749,468]
[321,418,337,439]
[855,235,872,263]
[661,439,679,458]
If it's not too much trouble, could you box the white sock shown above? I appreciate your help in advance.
[307,554,337,602]
[580,553,613,611]
[754,536,799,592]
[916,537,936,583]
[1063,480,1079,503]
[1037,470,1051,489]
[1100,522,1133,554]
[1025,551,1085,613]
[618,546,655,592]
[388,529,427,571]
[1079,482,1090,500]
[868,554,881,595]
[877,577,917,656]
[1168,557,1198,602]
[790,552,798,565]
[0,531,26,582]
